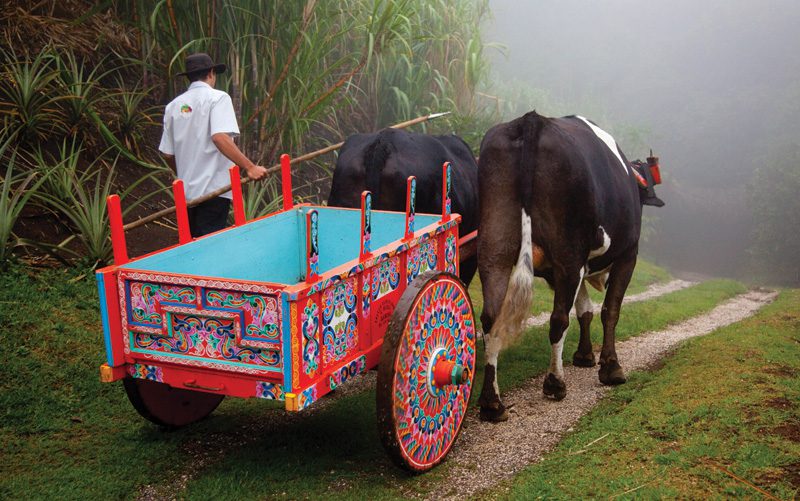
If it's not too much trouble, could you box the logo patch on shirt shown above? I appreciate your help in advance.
[180,104,192,114]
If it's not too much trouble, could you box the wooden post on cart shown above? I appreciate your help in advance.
[172,180,192,244]
[281,154,294,211]
[229,165,247,226]
[404,176,416,241]
[360,191,372,261]
[107,194,129,265]
[305,209,319,283]
[441,161,452,222]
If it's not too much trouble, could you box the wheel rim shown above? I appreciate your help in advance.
[123,377,224,428]
[390,274,476,470]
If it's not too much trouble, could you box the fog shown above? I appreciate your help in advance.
[485,0,800,281]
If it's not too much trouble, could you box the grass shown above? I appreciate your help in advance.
[495,289,800,500]
[0,262,748,500]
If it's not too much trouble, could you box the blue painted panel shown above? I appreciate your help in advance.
[121,210,303,284]
[95,272,115,366]
[313,207,438,273]
[281,294,292,391]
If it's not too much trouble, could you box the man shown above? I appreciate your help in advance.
[159,52,267,237]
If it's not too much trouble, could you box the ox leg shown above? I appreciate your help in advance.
[478,268,512,422]
[598,254,636,385]
[572,279,596,367]
[477,208,531,422]
[543,268,582,400]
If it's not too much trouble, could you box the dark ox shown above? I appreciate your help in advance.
[328,128,479,284]
[476,111,664,422]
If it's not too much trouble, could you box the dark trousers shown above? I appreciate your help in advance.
[187,197,231,238]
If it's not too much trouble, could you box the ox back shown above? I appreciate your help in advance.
[328,128,479,284]
[476,110,663,422]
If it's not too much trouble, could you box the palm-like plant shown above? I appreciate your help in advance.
[107,80,161,156]
[31,141,161,267]
[53,50,116,136]
[0,47,67,144]
[0,134,48,267]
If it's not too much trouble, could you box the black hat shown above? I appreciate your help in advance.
[176,53,227,77]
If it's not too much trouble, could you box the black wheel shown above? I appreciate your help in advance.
[376,271,476,472]
[123,378,224,428]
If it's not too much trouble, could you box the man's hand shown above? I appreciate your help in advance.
[212,133,266,181]
[246,164,268,180]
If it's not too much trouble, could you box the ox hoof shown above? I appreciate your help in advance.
[543,373,567,401]
[599,361,627,385]
[572,350,597,367]
[479,401,510,422]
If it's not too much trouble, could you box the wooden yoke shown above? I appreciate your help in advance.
[172,180,192,244]
[441,161,452,222]
[281,154,294,211]
[404,176,416,241]
[107,194,129,265]
[360,191,373,261]
[229,165,246,225]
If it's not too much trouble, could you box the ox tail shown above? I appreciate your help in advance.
[518,110,546,205]
[363,133,392,203]
[487,112,546,351]
[487,209,535,353]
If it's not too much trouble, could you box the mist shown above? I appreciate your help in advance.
[484,0,800,282]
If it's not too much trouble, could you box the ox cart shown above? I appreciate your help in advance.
[95,157,477,471]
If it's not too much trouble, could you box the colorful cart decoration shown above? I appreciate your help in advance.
[96,158,474,471]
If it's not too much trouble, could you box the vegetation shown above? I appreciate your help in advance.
[0,0,501,268]
[497,289,800,500]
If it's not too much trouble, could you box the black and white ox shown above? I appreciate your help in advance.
[328,128,479,284]
[476,111,664,421]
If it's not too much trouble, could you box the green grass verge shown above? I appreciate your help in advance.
[478,279,746,403]
[496,289,800,500]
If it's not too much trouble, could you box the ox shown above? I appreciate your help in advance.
[476,111,664,422]
[328,128,479,284]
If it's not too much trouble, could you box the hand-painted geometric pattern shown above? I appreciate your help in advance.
[362,270,371,319]
[322,277,358,365]
[132,313,280,368]
[444,234,457,275]
[301,300,320,376]
[392,277,475,469]
[129,281,195,325]
[443,163,452,217]
[361,192,372,256]
[299,385,317,410]
[329,355,367,390]
[205,289,280,341]
[307,210,320,280]
[407,240,438,284]
[406,176,416,238]
[256,381,285,400]
[301,219,459,299]
[128,363,163,382]
[372,256,400,301]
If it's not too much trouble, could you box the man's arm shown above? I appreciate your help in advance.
[211,133,268,180]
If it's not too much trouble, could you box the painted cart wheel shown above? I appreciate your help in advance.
[376,271,476,472]
[123,378,224,428]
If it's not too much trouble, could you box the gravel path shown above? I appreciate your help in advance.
[524,279,695,328]
[436,289,778,500]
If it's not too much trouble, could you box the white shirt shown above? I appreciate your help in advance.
[159,81,240,200]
